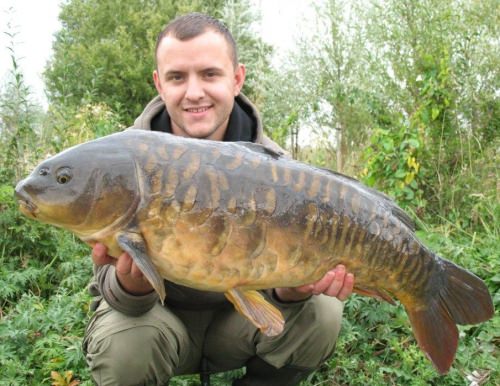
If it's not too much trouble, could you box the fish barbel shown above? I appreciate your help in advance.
[14,130,493,374]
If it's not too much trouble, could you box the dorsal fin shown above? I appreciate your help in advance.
[389,205,416,231]
[316,166,416,231]
[235,141,284,159]
[233,141,415,231]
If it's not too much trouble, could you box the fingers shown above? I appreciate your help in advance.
[91,243,115,266]
[114,252,153,295]
[91,243,152,295]
[114,253,144,278]
[130,258,146,279]
[92,243,144,279]
[115,252,133,275]
[322,265,346,297]
[311,270,336,295]
[336,271,354,301]
[310,265,355,301]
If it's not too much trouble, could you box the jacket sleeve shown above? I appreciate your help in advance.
[90,263,159,316]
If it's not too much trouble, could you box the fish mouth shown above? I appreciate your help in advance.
[14,187,39,218]
[18,199,39,218]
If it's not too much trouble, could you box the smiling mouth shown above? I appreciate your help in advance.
[184,106,211,113]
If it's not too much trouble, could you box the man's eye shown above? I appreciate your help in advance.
[167,74,183,81]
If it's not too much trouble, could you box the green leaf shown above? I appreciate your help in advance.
[490,273,500,284]
[431,107,440,120]
[407,138,420,149]
[421,108,430,124]
[403,186,415,200]
[382,140,394,151]
[395,169,406,178]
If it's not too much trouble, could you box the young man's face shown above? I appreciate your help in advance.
[153,30,245,141]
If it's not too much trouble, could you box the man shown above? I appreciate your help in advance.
[83,13,354,386]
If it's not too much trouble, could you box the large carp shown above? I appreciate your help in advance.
[15,130,493,374]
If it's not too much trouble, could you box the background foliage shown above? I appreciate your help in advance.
[44,0,271,126]
[1,0,498,385]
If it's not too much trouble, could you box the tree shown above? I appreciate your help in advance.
[259,65,307,157]
[362,0,499,215]
[261,0,384,169]
[307,0,380,172]
[0,19,44,183]
[218,0,273,106]
[44,0,226,125]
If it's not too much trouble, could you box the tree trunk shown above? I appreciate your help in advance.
[336,126,343,172]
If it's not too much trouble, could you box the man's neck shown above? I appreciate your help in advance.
[170,119,229,141]
[150,97,256,142]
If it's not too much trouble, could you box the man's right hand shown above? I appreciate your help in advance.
[92,243,154,296]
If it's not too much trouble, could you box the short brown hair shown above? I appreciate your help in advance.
[155,13,238,67]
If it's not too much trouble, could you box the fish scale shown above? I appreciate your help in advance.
[14,129,493,375]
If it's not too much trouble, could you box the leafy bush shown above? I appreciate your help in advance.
[362,123,427,209]
[0,181,94,385]
[42,102,125,154]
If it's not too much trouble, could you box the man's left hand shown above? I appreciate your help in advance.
[274,265,354,302]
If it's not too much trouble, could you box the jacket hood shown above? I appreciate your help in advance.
[132,93,285,155]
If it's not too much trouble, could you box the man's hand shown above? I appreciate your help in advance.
[92,243,154,296]
[274,265,354,302]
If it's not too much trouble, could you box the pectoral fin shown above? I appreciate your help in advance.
[116,231,166,302]
[225,289,285,336]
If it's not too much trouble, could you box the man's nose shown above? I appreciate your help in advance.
[185,76,205,100]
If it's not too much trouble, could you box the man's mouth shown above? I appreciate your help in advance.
[184,106,211,113]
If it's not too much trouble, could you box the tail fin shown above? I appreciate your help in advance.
[404,258,494,374]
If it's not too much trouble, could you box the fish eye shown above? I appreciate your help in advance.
[39,167,49,176]
[56,168,72,184]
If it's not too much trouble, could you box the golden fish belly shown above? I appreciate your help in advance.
[139,191,430,299]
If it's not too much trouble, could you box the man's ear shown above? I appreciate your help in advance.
[153,70,163,95]
[234,63,246,96]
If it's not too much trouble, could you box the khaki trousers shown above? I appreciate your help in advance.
[83,294,344,386]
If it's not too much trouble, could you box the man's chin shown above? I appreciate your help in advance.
[177,125,225,141]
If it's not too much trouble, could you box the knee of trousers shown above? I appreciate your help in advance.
[257,295,344,369]
[85,324,177,386]
[306,295,344,356]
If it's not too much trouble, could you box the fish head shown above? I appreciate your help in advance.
[15,137,140,236]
